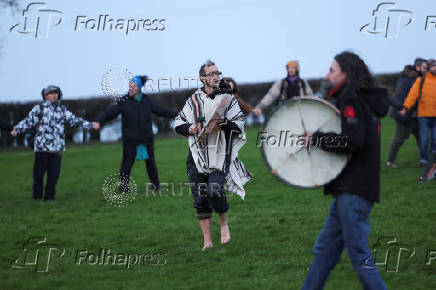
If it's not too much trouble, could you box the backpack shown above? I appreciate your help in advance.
[275,78,308,106]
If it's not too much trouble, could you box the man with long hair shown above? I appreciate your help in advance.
[302,51,389,289]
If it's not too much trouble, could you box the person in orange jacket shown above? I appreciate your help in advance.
[400,58,436,168]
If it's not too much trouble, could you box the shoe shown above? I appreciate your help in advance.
[420,161,427,168]
[386,161,398,168]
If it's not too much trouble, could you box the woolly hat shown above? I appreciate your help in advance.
[286,60,299,72]
[41,85,62,100]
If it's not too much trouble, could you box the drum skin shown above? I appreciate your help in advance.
[260,96,349,189]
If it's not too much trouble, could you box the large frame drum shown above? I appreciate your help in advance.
[260,96,349,189]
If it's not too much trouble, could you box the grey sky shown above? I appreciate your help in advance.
[0,0,435,102]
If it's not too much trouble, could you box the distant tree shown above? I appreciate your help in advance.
[0,0,19,10]
[0,0,19,56]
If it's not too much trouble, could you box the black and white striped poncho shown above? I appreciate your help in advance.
[174,89,252,199]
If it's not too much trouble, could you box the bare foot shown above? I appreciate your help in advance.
[220,225,231,244]
[202,243,214,251]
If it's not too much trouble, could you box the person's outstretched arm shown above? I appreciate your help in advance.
[150,99,178,118]
[64,108,92,129]
[254,79,283,111]
[403,77,421,110]
[11,104,42,136]
[95,101,122,127]
[174,97,197,138]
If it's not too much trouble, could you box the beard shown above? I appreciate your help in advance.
[209,80,219,88]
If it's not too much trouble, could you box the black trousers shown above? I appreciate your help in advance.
[387,119,420,163]
[120,142,159,191]
[187,159,229,220]
[33,152,62,201]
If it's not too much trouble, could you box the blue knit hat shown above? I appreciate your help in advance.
[130,76,143,89]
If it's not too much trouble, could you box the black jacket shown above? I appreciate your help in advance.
[312,85,389,203]
[389,66,419,122]
[97,94,177,145]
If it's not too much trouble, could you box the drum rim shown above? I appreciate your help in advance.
[260,96,346,189]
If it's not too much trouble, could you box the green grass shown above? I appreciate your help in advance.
[1,118,435,290]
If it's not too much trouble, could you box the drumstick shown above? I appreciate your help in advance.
[296,98,317,187]
[296,99,311,157]
[271,146,305,175]
[312,111,339,135]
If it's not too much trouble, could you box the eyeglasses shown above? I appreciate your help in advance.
[204,71,222,77]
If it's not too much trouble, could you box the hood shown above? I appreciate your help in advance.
[358,87,389,118]
[401,65,418,79]
[41,85,63,101]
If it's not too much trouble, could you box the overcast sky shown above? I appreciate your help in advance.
[0,0,435,102]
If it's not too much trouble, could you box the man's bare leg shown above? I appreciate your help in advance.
[199,218,213,251]
[219,213,231,244]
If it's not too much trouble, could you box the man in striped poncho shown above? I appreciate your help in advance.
[174,60,252,251]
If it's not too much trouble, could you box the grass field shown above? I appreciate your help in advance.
[1,118,435,290]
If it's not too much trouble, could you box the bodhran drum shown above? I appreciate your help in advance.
[260,96,349,189]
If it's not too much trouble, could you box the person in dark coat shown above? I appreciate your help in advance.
[301,51,388,290]
[95,76,177,191]
[386,59,428,168]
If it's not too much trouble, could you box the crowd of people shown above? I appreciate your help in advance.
[387,58,436,181]
[1,51,435,289]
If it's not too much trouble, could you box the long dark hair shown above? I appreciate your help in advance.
[334,51,376,90]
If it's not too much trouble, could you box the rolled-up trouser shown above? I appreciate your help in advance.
[187,160,229,220]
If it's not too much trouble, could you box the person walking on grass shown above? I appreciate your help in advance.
[11,85,97,201]
[386,58,428,168]
[301,51,389,290]
[174,60,251,251]
[400,58,436,178]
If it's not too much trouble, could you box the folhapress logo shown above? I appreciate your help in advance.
[9,2,167,39]
[360,2,414,38]
[9,2,64,39]
[10,237,66,273]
